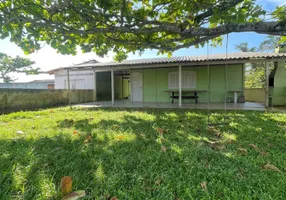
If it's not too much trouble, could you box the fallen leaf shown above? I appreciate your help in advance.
[157,128,164,135]
[249,144,259,151]
[237,148,248,155]
[210,143,225,150]
[73,130,78,135]
[260,151,269,157]
[155,179,162,185]
[207,127,222,138]
[227,139,236,144]
[161,146,167,152]
[267,143,274,148]
[236,172,244,179]
[110,197,118,200]
[62,190,85,200]
[83,135,92,143]
[61,176,72,196]
[200,181,208,192]
[263,163,281,173]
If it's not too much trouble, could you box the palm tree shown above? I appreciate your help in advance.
[259,36,280,52]
[235,42,257,52]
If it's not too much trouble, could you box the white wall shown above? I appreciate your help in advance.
[55,70,95,90]
[0,82,54,89]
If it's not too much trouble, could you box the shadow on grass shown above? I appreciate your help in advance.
[1,108,286,199]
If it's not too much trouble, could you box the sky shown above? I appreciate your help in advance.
[0,0,284,82]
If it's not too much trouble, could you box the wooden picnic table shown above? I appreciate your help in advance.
[164,89,208,104]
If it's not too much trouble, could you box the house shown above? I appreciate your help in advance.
[269,44,286,106]
[48,50,286,107]
[0,79,54,90]
[48,59,100,90]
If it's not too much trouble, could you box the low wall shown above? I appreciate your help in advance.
[245,88,265,103]
[0,89,95,113]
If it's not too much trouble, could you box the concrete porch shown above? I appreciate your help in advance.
[76,100,266,111]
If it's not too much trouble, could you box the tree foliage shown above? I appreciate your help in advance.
[0,0,285,61]
[235,36,280,88]
[0,53,38,83]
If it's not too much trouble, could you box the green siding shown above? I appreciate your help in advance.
[141,64,244,103]
[143,69,157,102]
[114,76,122,100]
[272,61,286,106]
[196,67,209,102]
[226,65,244,99]
[123,79,130,99]
[227,65,243,91]
[211,66,226,102]
[156,68,170,102]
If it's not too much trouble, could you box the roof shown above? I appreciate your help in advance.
[77,59,100,65]
[47,52,286,74]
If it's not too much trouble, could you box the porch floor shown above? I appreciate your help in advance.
[77,100,266,111]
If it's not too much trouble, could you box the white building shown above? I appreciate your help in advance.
[0,80,54,89]
[54,69,95,90]
[50,60,99,90]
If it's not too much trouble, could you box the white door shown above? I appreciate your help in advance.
[131,72,143,102]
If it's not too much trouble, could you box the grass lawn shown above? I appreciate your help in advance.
[0,107,286,199]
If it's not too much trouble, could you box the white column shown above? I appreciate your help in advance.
[67,69,71,107]
[111,69,114,106]
[93,70,97,101]
[265,62,270,107]
[234,92,238,104]
[179,65,182,107]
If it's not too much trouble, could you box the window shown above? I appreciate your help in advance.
[168,71,196,89]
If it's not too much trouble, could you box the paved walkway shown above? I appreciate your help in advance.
[269,107,286,113]
[77,100,266,111]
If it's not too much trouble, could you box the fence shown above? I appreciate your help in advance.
[0,89,95,113]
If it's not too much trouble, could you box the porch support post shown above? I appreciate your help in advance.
[111,68,115,106]
[67,69,71,108]
[265,62,270,107]
[93,70,97,101]
[179,65,182,107]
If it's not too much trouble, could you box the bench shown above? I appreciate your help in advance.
[170,95,199,104]
[164,90,208,104]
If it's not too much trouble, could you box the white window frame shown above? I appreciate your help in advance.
[168,71,196,89]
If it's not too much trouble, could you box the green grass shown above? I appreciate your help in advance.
[0,107,285,199]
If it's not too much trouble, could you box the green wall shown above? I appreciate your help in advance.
[272,61,286,106]
[123,79,130,99]
[139,65,244,103]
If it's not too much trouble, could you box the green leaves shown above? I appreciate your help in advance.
[273,5,286,21]
[0,0,284,61]
[0,52,38,83]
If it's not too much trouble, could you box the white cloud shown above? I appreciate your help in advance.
[0,39,114,82]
